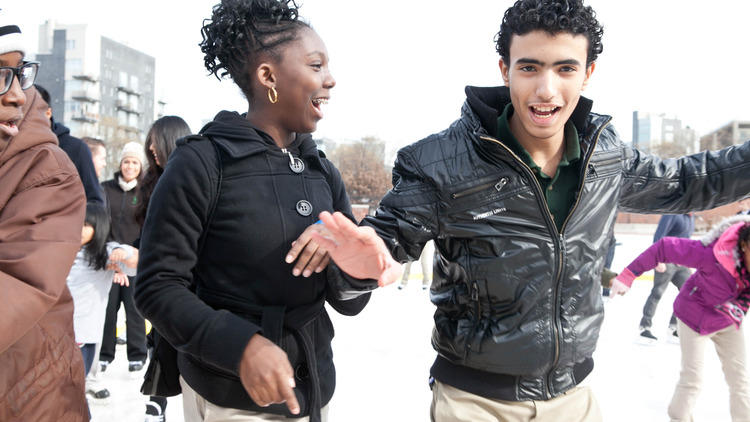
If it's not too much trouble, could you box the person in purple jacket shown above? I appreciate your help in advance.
[612,216,750,422]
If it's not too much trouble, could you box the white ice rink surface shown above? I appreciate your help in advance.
[91,232,746,421]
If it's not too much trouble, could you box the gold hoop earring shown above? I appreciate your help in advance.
[267,87,278,104]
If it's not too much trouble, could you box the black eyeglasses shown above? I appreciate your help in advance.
[0,61,39,96]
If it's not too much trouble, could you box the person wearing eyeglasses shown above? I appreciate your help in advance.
[0,20,88,420]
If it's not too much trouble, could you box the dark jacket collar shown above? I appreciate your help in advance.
[464,86,593,137]
[199,111,326,172]
[50,117,70,138]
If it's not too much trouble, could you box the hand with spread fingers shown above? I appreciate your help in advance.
[286,223,330,278]
[239,334,300,415]
[308,211,402,287]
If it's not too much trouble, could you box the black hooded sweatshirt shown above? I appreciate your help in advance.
[135,111,369,420]
[51,119,104,206]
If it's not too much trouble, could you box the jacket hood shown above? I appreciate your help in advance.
[0,87,58,166]
[464,86,593,137]
[704,215,750,278]
[51,118,70,138]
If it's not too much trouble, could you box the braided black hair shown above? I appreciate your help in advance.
[495,0,603,66]
[200,0,310,99]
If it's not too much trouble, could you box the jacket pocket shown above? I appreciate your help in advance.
[586,151,621,180]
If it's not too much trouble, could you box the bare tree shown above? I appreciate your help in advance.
[329,137,391,209]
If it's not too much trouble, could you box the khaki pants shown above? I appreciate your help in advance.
[430,380,602,422]
[668,320,750,422]
[180,376,329,422]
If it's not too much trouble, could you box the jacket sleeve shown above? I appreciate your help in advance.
[321,160,372,314]
[326,146,440,298]
[364,146,440,261]
[134,144,260,375]
[615,237,704,287]
[618,138,750,213]
[0,151,85,354]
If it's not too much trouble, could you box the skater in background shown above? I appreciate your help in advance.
[135,115,192,422]
[638,213,695,342]
[612,216,750,421]
[35,84,105,206]
[69,203,138,377]
[100,141,148,373]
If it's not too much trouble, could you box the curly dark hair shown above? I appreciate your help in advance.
[200,0,310,99]
[495,0,603,66]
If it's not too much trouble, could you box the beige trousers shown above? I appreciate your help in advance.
[668,320,750,422]
[430,380,602,422]
[180,376,329,422]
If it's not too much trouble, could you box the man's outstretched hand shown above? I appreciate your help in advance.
[308,211,402,287]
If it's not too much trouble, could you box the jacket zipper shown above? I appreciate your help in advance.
[452,177,508,199]
[479,118,612,398]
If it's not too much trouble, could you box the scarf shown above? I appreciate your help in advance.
[118,175,138,192]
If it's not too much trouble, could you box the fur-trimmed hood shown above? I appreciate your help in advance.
[701,215,750,279]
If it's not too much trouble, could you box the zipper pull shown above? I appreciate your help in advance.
[494,177,508,191]
[471,281,479,301]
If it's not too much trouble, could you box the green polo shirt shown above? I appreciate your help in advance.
[496,104,581,232]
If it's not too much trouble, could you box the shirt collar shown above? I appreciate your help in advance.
[496,103,580,170]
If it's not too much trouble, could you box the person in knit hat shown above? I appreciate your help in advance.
[0,18,88,421]
[99,140,148,373]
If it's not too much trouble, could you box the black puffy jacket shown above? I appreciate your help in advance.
[350,86,750,400]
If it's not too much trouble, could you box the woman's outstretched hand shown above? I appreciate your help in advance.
[307,211,402,287]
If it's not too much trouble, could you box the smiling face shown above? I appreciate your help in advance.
[0,52,26,143]
[253,27,335,143]
[499,30,594,151]
[148,140,160,168]
[119,157,141,182]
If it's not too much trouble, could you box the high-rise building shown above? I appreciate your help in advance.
[35,21,155,164]
[632,111,697,155]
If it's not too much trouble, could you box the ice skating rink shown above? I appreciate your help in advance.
[91,231,745,421]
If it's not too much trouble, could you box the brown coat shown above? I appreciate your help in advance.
[0,87,87,420]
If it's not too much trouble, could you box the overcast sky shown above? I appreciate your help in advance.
[10,1,750,152]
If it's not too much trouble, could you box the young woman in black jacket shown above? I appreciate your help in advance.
[134,1,370,421]
[100,141,148,370]
[135,115,192,421]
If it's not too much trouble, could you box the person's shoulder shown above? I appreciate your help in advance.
[9,143,79,192]
[398,117,472,164]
